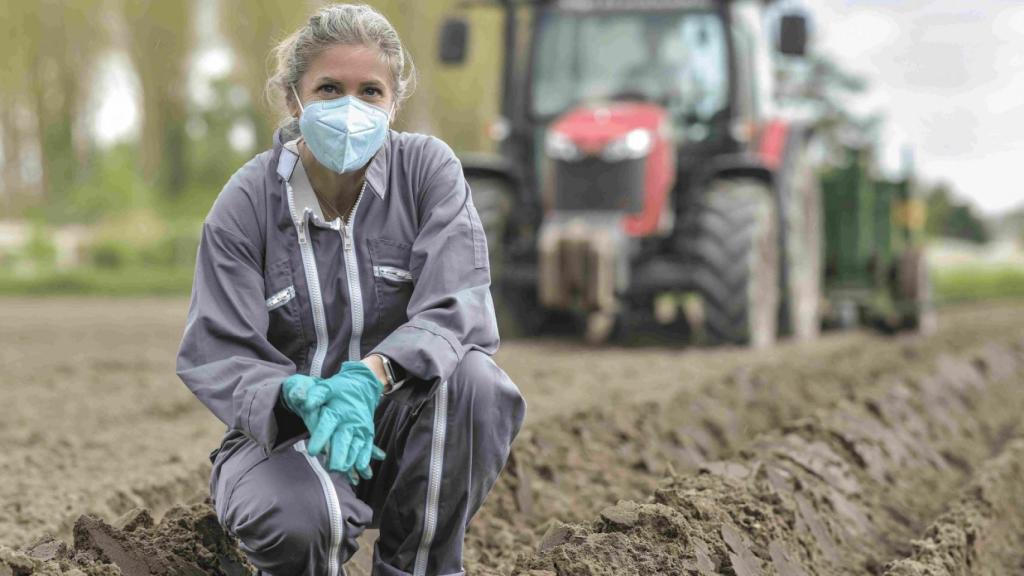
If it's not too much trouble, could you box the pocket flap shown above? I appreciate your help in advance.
[368,238,413,272]
[373,265,414,283]
[266,286,296,310]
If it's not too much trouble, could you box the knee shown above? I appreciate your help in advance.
[226,486,326,569]
[452,350,527,437]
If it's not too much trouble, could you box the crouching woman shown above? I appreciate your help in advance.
[176,4,526,575]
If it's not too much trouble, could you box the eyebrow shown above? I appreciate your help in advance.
[312,76,387,87]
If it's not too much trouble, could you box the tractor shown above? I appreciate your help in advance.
[438,0,931,345]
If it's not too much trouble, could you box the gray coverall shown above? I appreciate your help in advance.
[176,129,526,576]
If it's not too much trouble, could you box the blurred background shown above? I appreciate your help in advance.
[0,0,1020,301]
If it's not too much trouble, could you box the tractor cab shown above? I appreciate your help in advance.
[531,4,732,151]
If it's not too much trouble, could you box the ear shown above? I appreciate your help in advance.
[286,84,303,119]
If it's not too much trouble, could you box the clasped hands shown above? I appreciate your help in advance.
[281,361,386,485]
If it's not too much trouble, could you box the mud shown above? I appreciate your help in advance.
[513,341,1024,575]
[0,504,252,576]
[2,298,1024,575]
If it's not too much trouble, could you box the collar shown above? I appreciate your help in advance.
[274,129,391,203]
[281,139,333,227]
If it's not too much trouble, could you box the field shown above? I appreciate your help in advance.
[1,297,1023,574]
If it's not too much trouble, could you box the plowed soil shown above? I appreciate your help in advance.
[2,297,1023,575]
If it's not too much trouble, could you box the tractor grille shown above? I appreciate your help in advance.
[553,157,645,213]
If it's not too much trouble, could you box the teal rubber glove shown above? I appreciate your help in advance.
[304,361,387,484]
[280,374,322,434]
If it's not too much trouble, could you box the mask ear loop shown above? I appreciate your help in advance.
[290,84,304,114]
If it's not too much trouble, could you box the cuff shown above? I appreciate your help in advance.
[370,319,463,384]
[244,379,285,454]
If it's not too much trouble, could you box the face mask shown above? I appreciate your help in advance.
[292,84,391,174]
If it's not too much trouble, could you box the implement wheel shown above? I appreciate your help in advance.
[898,247,937,334]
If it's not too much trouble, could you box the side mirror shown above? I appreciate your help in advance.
[778,14,808,57]
[439,18,469,65]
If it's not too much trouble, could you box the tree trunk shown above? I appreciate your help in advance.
[122,0,194,198]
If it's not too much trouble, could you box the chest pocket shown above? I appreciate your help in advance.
[264,257,307,363]
[367,237,414,338]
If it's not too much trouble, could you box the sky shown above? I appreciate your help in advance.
[802,0,1024,215]
[92,0,1024,216]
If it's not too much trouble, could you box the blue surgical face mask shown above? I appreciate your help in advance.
[292,84,391,174]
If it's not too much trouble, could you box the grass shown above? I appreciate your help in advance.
[0,267,194,297]
[933,265,1024,304]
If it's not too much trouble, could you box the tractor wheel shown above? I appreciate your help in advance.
[468,175,513,271]
[466,175,531,337]
[783,147,823,341]
[684,179,780,348]
[898,247,937,334]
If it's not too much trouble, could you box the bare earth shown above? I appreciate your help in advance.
[1,297,1023,574]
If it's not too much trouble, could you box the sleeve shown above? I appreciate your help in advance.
[370,143,500,383]
[176,215,296,454]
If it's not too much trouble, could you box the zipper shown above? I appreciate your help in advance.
[340,180,368,363]
[286,182,330,380]
[285,179,342,576]
[294,441,344,576]
[413,380,449,576]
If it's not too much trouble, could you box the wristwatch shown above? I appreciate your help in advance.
[374,354,406,395]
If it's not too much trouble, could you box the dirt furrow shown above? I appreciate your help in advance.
[512,340,1024,575]
[2,301,1023,575]
[882,437,1024,575]
[463,333,1024,574]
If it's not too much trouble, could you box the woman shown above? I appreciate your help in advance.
[176,4,526,575]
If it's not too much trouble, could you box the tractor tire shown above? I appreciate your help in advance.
[466,175,531,337]
[467,175,513,271]
[782,146,823,341]
[898,247,937,334]
[683,179,780,348]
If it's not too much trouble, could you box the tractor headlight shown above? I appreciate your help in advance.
[602,129,652,162]
[545,132,583,162]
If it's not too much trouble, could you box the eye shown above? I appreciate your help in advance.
[317,84,340,95]
[363,86,384,97]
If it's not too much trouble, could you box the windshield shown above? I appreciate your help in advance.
[531,9,730,127]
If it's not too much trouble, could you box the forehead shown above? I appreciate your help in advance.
[304,43,391,86]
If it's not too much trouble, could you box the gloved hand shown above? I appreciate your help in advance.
[304,361,387,484]
[280,373,323,435]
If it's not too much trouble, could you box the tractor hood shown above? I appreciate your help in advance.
[549,102,667,158]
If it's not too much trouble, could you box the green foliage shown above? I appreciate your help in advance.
[0,266,195,297]
[186,76,253,196]
[85,209,200,270]
[925,183,989,244]
[24,225,57,267]
[59,144,156,223]
[934,265,1024,303]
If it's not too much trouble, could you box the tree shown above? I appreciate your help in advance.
[121,0,194,198]
[218,0,308,152]
[0,0,108,211]
[778,54,883,160]
[925,182,989,244]
[0,0,29,214]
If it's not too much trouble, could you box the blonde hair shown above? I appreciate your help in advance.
[267,3,417,137]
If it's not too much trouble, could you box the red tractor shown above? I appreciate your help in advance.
[441,0,820,346]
